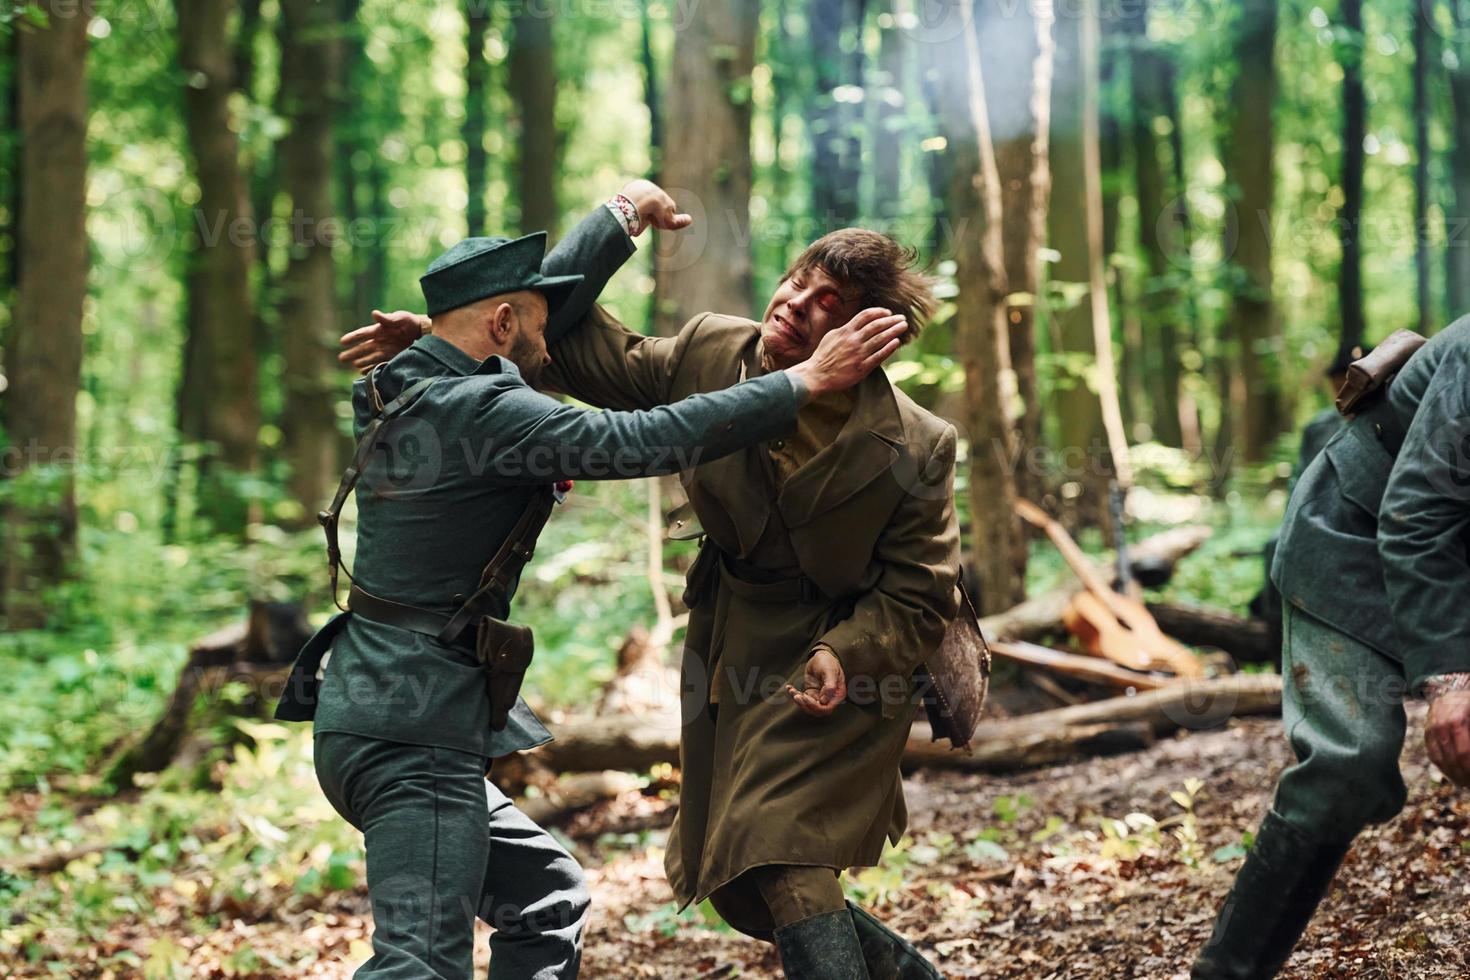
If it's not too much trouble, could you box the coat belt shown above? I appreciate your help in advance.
[717,551,825,604]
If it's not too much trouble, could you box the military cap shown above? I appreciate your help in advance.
[420,232,584,318]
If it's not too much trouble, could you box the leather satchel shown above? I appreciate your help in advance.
[1334,329,1427,416]
[917,578,992,750]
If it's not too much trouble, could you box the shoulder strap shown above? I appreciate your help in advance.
[320,369,441,611]
[436,486,557,643]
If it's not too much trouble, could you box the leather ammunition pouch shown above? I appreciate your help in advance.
[320,364,561,732]
[1332,329,1427,461]
[1334,329,1427,417]
[475,616,535,732]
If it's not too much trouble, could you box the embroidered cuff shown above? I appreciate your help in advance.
[605,194,643,238]
[1423,672,1470,702]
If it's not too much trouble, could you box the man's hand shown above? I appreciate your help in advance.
[787,308,908,399]
[339,309,427,373]
[1426,690,1470,787]
[618,179,693,235]
[785,649,847,719]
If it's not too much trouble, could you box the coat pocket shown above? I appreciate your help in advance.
[1324,424,1392,520]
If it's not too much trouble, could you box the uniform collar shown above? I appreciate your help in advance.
[411,334,521,380]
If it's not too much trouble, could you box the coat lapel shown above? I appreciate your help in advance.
[690,334,778,557]
[776,369,905,529]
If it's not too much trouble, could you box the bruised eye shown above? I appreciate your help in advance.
[816,292,840,312]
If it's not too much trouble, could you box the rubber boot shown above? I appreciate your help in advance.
[847,902,941,979]
[1192,810,1351,980]
[773,908,870,980]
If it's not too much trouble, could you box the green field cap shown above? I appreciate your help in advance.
[420,232,583,318]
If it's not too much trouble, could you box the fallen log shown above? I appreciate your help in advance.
[534,674,1282,775]
[515,770,644,824]
[102,602,311,790]
[902,673,1283,771]
[536,713,683,773]
[989,639,1169,691]
[1145,601,1277,664]
[978,524,1212,642]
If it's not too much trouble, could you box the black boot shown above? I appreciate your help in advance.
[847,902,941,979]
[1192,810,1351,980]
[774,908,870,979]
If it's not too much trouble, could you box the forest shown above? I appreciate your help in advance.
[2,0,1469,976]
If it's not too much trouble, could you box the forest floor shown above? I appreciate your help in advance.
[38,704,1466,979]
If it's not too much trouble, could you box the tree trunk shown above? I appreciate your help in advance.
[1047,4,1112,522]
[464,0,491,237]
[336,0,388,329]
[277,0,344,520]
[933,4,1025,615]
[2,28,18,312]
[1162,68,1204,455]
[1450,1,1470,318]
[809,0,862,228]
[1222,0,1281,462]
[1127,3,1184,447]
[977,0,1053,509]
[1412,2,1433,333]
[2,6,90,627]
[640,0,662,180]
[1337,0,1366,358]
[872,2,906,221]
[233,0,263,101]
[173,0,262,532]
[654,0,756,333]
[509,6,558,237]
[1079,0,1131,491]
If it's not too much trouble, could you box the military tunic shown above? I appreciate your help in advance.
[1266,315,1470,841]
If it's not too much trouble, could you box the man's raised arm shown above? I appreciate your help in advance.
[339,180,693,413]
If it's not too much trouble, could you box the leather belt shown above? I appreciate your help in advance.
[348,584,476,651]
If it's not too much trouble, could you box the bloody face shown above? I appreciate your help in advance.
[758,264,862,370]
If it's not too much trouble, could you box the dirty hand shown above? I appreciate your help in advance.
[1426,690,1470,787]
[785,648,847,719]
[786,308,908,398]
[339,310,428,373]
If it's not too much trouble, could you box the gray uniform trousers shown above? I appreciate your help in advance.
[1273,603,1410,841]
[314,732,589,979]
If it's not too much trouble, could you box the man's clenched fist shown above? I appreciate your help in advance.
[619,179,693,235]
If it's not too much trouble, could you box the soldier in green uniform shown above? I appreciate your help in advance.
[1250,348,1356,640]
[276,183,908,980]
[1192,320,1470,978]
[355,191,960,979]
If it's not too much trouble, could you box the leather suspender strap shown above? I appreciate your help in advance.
[436,486,556,644]
[318,365,562,642]
[320,370,440,611]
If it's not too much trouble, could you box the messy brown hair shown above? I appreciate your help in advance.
[783,229,937,343]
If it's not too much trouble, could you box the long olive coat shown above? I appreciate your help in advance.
[542,229,960,933]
